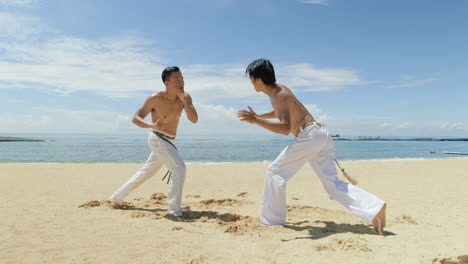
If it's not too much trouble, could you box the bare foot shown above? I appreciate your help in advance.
[372,203,387,235]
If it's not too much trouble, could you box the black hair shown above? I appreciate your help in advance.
[245,59,276,85]
[161,66,180,83]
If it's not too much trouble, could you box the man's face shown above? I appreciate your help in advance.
[250,76,261,92]
[165,71,184,91]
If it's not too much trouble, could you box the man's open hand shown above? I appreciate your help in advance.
[237,106,258,124]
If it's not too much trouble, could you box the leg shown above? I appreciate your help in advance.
[309,151,386,224]
[151,138,186,217]
[110,151,163,204]
[261,140,319,225]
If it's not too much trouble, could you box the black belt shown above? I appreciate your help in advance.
[153,130,176,140]
[153,131,177,184]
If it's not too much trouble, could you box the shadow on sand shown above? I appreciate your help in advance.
[281,220,396,241]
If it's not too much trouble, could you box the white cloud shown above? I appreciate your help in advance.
[385,77,438,89]
[397,122,410,129]
[0,11,363,101]
[378,122,410,130]
[299,0,328,5]
[441,122,464,130]
[0,108,139,133]
[0,12,52,40]
[0,104,271,135]
[0,0,37,7]
[178,104,268,136]
[304,104,322,116]
[279,63,362,92]
[0,34,166,98]
[380,122,392,128]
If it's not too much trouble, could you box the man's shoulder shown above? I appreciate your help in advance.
[277,84,294,98]
[148,92,164,99]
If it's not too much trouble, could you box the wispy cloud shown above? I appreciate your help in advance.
[0,108,138,133]
[379,122,411,130]
[0,9,362,107]
[0,0,37,7]
[0,13,362,101]
[299,0,328,5]
[279,63,362,92]
[385,76,439,89]
[0,104,269,135]
[441,122,464,130]
[0,12,53,40]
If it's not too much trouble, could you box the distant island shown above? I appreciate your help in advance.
[333,137,468,141]
[0,137,44,142]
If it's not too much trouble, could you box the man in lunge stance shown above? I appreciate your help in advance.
[111,66,198,217]
[237,59,386,234]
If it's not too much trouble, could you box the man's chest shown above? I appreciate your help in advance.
[153,99,183,116]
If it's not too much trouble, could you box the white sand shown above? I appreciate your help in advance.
[1,158,467,263]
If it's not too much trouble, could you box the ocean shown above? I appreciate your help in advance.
[1,133,467,163]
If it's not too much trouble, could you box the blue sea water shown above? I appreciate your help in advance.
[1,133,467,163]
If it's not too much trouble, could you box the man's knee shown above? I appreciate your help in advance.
[267,165,287,186]
[172,162,186,176]
[322,179,347,193]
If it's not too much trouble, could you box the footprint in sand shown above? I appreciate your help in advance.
[315,237,371,253]
[188,255,206,264]
[237,192,248,198]
[148,192,167,203]
[287,205,350,221]
[199,198,242,206]
[395,214,417,224]
[433,255,468,264]
[78,200,135,209]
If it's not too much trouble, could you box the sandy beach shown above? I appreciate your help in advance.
[1,158,467,264]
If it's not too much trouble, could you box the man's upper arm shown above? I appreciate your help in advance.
[184,93,194,106]
[135,96,154,118]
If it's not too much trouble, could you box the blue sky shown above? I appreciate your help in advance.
[0,0,467,137]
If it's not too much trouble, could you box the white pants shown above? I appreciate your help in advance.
[261,124,385,225]
[110,132,186,216]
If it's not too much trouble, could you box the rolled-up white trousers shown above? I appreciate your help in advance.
[261,124,385,225]
[110,131,186,216]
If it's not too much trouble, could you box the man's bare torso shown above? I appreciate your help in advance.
[270,84,316,136]
[149,92,185,136]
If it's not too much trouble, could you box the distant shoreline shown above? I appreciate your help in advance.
[0,137,44,142]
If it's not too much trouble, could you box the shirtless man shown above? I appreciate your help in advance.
[110,66,198,217]
[237,59,386,234]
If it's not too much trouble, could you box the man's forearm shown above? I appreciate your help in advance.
[259,111,276,119]
[254,118,289,135]
[133,116,153,128]
[183,103,198,123]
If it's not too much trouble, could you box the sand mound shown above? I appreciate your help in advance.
[199,198,242,206]
[78,200,135,209]
[395,214,418,224]
[433,255,468,264]
[315,237,371,252]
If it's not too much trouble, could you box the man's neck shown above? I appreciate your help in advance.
[165,89,178,101]
[263,83,279,97]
